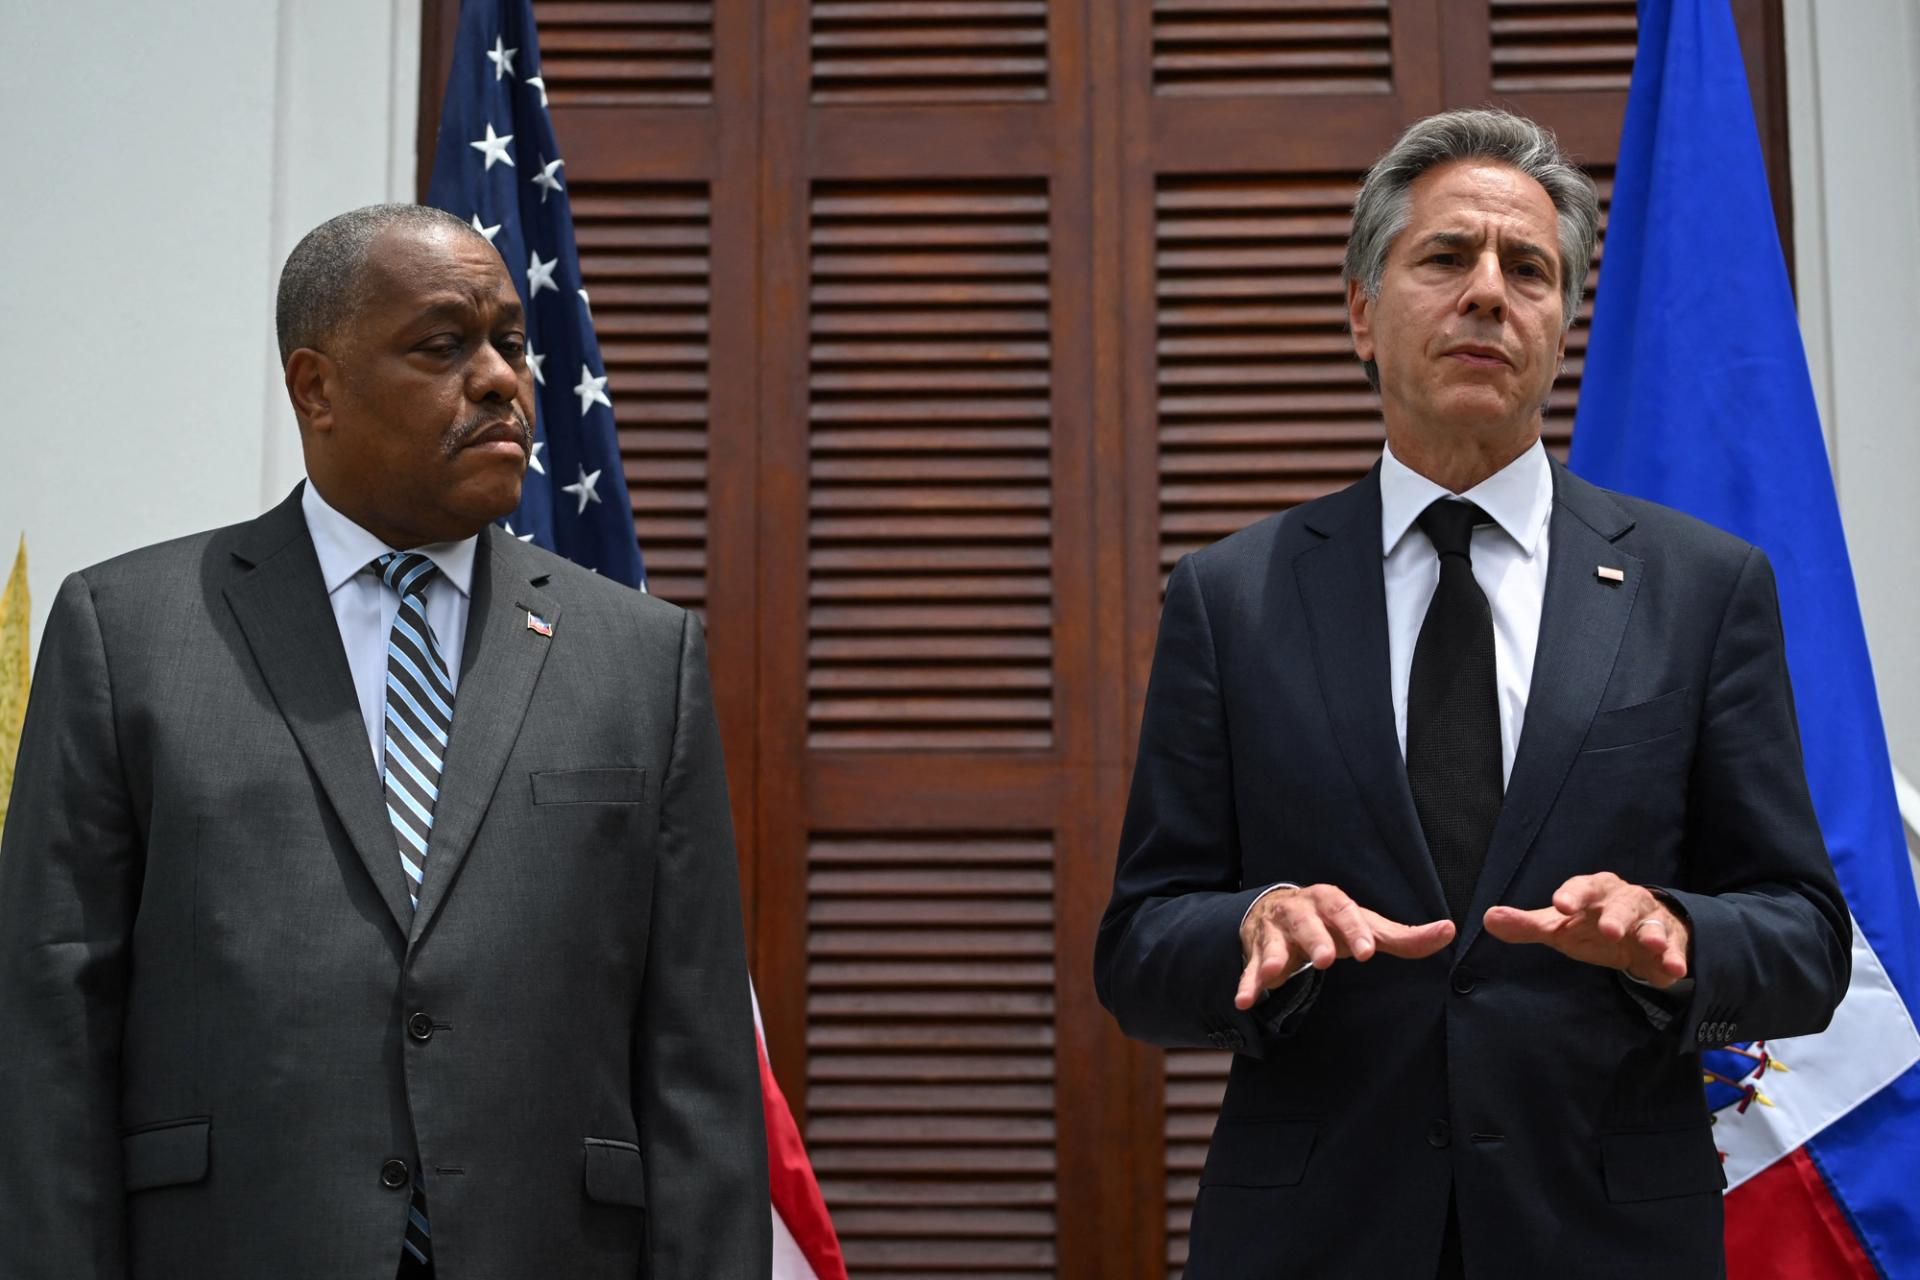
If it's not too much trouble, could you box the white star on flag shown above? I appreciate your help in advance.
[533,156,565,204]
[577,287,593,316]
[470,123,514,170]
[527,250,559,297]
[562,464,603,515]
[470,214,502,244]
[501,520,536,543]
[528,440,546,474]
[526,75,548,108]
[574,364,611,415]
[526,343,546,386]
[487,36,517,81]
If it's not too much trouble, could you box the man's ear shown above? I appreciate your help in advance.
[1347,278,1375,364]
[284,348,338,434]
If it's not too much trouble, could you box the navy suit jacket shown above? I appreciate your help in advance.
[1095,460,1849,1279]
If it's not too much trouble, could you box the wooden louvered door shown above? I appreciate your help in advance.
[420,2,1792,1275]
[751,5,1126,1274]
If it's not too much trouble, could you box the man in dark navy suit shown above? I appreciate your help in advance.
[1095,109,1848,1279]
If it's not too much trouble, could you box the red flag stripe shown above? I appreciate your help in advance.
[1725,1148,1880,1279]
[758,1031,848,1280]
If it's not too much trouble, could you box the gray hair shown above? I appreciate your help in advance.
[1342,108,1600,392]
[275,203,487,364]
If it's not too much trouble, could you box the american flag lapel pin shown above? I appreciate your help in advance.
[1595,565,1626,585]
[526,610,554,637]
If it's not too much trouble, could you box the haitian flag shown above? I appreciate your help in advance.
[1570,1,1920,1275]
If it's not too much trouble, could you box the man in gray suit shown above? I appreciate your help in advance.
[0,205,770,1278]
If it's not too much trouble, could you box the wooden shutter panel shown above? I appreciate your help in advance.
[571,181,714,616]
[806,832,1059,1277]
[1155,172,1378,581]
[811,1,1052,103]
[808,181,1056,751]
[534,1,716,105]
[1490,1,1636,93]
[1153,0,1396,96]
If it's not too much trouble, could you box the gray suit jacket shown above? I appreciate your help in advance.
[0,488,771,1278]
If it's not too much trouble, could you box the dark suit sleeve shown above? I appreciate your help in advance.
[0,574,140,1278]
[1094,556,1320,1058]
[1662,546,1851,1050]
[634,611,771,1277]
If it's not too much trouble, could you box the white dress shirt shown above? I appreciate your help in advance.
[1380,437,1553,785]
[300,482,478,771]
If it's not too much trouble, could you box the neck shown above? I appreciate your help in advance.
[1385,422,1539,494]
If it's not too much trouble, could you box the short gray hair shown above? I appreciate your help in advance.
[275,203,486,364]
[1342,108,1600,391]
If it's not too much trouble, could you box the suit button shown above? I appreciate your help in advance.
[1451,969,1476,995]
[1427,1119,1451,1148]
[408,1012,435,1042]
[381,1158,410,1189]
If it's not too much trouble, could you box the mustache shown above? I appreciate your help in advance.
[442,403,534,457]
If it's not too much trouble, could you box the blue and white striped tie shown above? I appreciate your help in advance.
[375,550,445,1267]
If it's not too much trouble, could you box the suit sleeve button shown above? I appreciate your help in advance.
[381,1159,410,1189]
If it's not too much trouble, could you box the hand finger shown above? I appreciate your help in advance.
[1482,904,1561,944]
[1596,894,1644,941]
[1661,929,1690,980]
[1285,908,1339,969]
[1551,873,1615,916]
[1234,953,1264,1010]
[1367,912,1456,958]
[1254,939,1299,989]
[1310,887,1376,961]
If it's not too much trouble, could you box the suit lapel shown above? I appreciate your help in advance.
[1458,461,1642,952]
[409,527,560,944]
[224,488,414,935]
[1293,467,1451,920]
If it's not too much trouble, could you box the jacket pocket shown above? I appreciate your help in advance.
[1198,1117,1317,1188]
[533,768,648,806]
[122,1117,210,1192]
[583,1137,647,1208]
[1581,688,1691,753]
[1600,1125,1726,1202]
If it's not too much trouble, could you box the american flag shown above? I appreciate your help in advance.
[425,0,645,589]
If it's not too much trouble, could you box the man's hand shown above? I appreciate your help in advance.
[1235,884,1456,1010]
[1482,872,1691,988]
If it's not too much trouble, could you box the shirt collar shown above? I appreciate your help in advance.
[300,480,478,599]
[1379,437,1552,560]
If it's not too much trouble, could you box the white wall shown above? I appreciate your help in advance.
[0,0,420,653]
[1783,0,1920,841]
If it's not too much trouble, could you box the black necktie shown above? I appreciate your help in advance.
[1406,499,1503,922]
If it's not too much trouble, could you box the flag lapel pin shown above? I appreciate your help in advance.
[526,611,554,637]
[1595,565,1626,585]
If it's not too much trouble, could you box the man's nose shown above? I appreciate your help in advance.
[468,340,522,402]
[1458,252,1507,321]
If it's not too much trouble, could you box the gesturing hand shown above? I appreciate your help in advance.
[1235,884,1457,1011]
[1482,872,1692,988]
